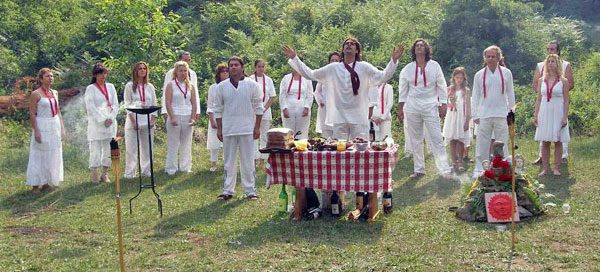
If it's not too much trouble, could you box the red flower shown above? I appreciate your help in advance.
[484,169,496,179]
[498,174,513,182]
[502,161,511,170]
[492,156,504,168]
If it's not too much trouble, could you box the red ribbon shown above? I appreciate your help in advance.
[287,75,302,100]
[343,60,360,95]
[545,78,559,102]
[483,66,504,98]
[255,73,266,102]
[137,84,146,103]
[174,80,188,99]
[95,83,112,110]
[414,62,427,87]
[41,87,59,117]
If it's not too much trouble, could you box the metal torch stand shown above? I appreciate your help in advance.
[127,108,162,217]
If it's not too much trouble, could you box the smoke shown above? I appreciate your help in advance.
[61,89,89,158]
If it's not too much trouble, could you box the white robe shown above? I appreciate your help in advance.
[279,73,313,139]
[251,74,277,159]
[369,83,394,142]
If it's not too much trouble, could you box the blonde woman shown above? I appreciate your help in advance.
[123,62,157,178]
[26,68,65,194]
[443,67,471,172]
[164,61,198,175]
[85,63,119,183]
[534,54,570,176]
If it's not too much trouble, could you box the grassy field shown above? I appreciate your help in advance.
[1,119,599,271]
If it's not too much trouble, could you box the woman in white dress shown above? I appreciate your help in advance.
[279,68,313,140]
[164,61,198,175]
[442,67,471,172]
[26,68,65,194]
[534,54,570,176]
[85,63,119,184]
[123,62,157,178]
[206,63,228,172]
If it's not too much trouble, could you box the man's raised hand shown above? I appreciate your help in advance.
[282,45,297,59]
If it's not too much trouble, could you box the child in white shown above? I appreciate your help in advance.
[442,67,471,172]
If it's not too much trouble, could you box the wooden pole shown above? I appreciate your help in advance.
[111,139,126,272]
[507,111,517,250]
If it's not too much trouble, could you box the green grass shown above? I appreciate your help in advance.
[1,120,599,271]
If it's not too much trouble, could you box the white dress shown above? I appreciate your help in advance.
[26,90,63,186]
[206,83,222,150]
[535,80,570,142]
[443,88,471,145]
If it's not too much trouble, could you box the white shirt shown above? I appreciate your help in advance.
[206,83,218,114]
[398,60,448,113]
[278,73,314,111]
[161,67,200,115]
[166,79,195,116]
[251,74,277,120]
[213,78,264,137]
[288,56,398,126]
[471,65,516,120]
[85,83,119,141]
[123,82,157,127]
[370,83,394,121]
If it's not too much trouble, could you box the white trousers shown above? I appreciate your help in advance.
[333,123,369,141]
[89,138,111,168]
[282,106,310,139]
[223,134,256,196]
[473,117,509,176]
[374,119,392,141]
[165,114,193,174]
[405,111,451,175]
[255,119,271,160]
[124,126,154,177]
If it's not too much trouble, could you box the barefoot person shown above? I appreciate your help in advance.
[398,39,451,178]
[26,68,65,194]
[442,67,472,172]
[85,63,119,183]
[471,46,515,178]
[214,56,264,200]
[532,41,574,165]
[534,54,570,176]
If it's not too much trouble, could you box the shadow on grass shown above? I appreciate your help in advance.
[0,181,110,216]
[226,215,384,249]
[395,175,461,208]
[152,198,244,238]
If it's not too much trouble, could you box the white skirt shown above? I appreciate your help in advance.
[443,106,471,145]
[26,117,63,186]
[535,97,570,142]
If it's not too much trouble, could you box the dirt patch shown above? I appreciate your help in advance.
[187,233,210,247]
[5,226,51,236]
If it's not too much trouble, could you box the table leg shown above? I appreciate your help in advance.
[292,187,305,221]
[368,193,380,221]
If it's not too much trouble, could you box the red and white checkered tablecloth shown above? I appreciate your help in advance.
[266,144,399,193]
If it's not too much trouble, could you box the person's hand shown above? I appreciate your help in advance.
[319,103,325,108]
[34,129,42,143]
[104,119,113,127]
[253,126,260,140]
[439,104,447,118]
[372,117,383,125]
[302,107,309,117]
[188,117,196,126]
[473,118,480,125]
[282,45,297,59]
[562,117,568,128]
[132,122,138,130]
[149,118,155,129]
[392,44,405,63]
[464,120,470,132]
[170,117,178,127]
[210,119,218,129]
[283,108,290,118]
[397,110,404,122]
[217,129,223,142]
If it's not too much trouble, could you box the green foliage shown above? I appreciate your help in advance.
[91,0,185,94]
[570,52,600,135]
